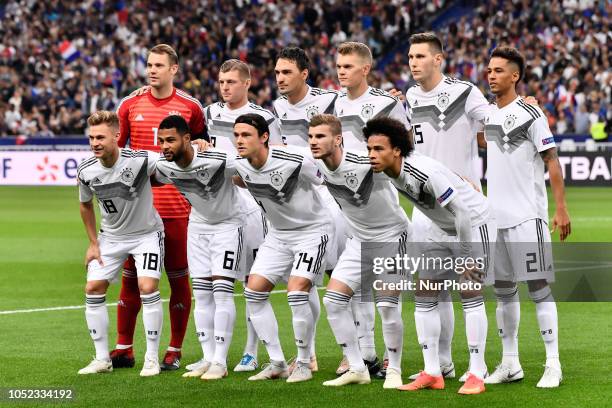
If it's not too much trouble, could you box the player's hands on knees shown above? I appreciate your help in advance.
[461,267,484,284]
[85,243,103,266]
[129,85,151,97]
[389,88,405,101]
[551,207,571,241]
[192,139,211,152]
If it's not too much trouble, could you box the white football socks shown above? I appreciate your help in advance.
[85,294,109,361]
[288,291,314,364]
[530,286,560,370]
[193,279,215,361]
[495,285,521,368]
[438,290,455,366]
[244,288,285,362]
[212,280,236,366]
[141,291,163,361]
[376,296,403,372]
[324,291,366,372]
[414,296,441,376]
[462,296,488,379]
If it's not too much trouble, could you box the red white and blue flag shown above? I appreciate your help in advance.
[59,40,80,63]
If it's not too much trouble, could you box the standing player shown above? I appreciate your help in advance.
[113,44,205,370]
[365,117,496,395]
[273,46,346,374]
[155,115,249,380]
[404,32,492,381]
[204,59,278,372]
[484,47,570,388]
[77,111,164,377]
[232,114,334,383]
[334,42,410,150]
[308,114,409,389]
[333,41,410,377]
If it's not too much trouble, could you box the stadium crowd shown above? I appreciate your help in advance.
[0,0,609,137]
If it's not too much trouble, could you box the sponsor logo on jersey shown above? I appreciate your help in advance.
[306,105,319,119]
[93,177,102,185]
[216,113,222,118]
[437,92,450,109]
[437,187,453,203]
[542,137,555,145]
[120,168,135,183]
[135,114,144,121]
[503,114,517,130]
[244,174,251,181]
[361,104,374,119]
[270,171,284,187]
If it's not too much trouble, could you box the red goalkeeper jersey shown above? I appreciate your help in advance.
[116,88,205,218]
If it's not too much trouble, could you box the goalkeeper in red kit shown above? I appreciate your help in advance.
[113,44,206,370]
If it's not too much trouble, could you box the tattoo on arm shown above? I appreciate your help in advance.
[540,147,558,164]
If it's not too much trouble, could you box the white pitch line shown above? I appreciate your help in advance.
[0,288,299,316]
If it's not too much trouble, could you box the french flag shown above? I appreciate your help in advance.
[59,40,80,63]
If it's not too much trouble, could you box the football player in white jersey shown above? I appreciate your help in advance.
[77,111,164,377]
[333,41,410,377]
[154,115,252,380]
[334,41,410,150]
[204,59,273,372]
[232,114,334,383]
[484,47,571,389]
[366,117,496,395]
[404,32,492,382]
[307,114,410,389]
[205,59,282,150]
[273,47,339,146]
[273,47,347,374]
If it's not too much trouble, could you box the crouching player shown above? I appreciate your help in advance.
[366,117,496,394]
[77,111,164,377]
[307,114,410,389]
[155,115,263,380]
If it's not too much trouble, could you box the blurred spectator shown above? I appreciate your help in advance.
[0,0,608,138]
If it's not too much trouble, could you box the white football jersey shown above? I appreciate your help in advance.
[234,146,330,237]
[78,149,163,237]
[155,146,246,230]
[334,87,410,150]
[390,152,489,233]
[273,86,339,146]
[205,101,282,152]
[485,96,555,228]
[406,76,490,186]
[317,149,409,241]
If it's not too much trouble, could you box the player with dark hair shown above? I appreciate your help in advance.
[365,117,496,395]
[484,46,570,389]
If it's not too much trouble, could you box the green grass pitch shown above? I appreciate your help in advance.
[0,186,611,407]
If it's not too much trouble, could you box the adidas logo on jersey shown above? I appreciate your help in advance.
[216,113,221,118]
[135,114,144,121]
[170,171,176,177]
[244,174,251,181]
[168,110,182,116]
[282,113,287,119]
[93,177,102,185]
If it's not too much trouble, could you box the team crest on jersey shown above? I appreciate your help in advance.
[437,92,450,109]
[120,168,135,183]
[361,104,375,119]
[168,110,182,116]
[503,114,517,130]
[306,105,319,119]
[270,171,284,187]
[344,172,359,189]
[196,168,210,181]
